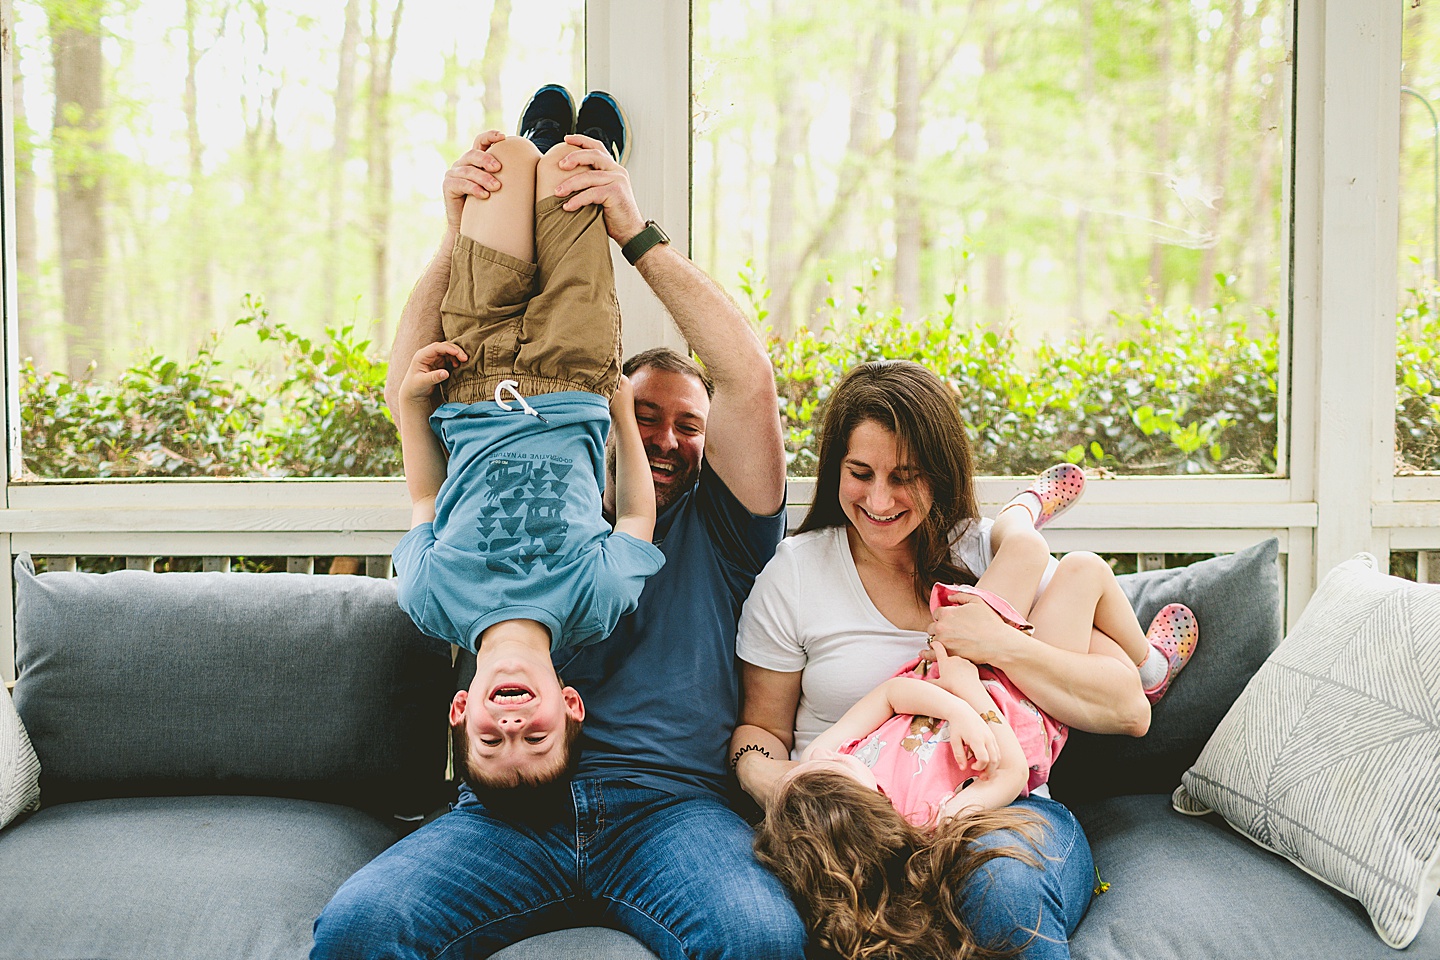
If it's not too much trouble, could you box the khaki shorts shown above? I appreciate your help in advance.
[439,195,621,405]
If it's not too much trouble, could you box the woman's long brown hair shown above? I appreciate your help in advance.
[796,360,982,600]
[754,770,1044,960]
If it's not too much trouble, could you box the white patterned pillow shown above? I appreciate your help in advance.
[1172,553,1440,948]
[1,685,41,828]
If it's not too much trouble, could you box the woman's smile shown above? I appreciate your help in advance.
[839,420,932,558]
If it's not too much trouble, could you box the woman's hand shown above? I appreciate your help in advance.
[928,592,1027,665]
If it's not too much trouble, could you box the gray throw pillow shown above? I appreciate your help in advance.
[11,555,455,815]
[1173,553,1440,949]
[1047,538,1282,802]
[0,686,41,828]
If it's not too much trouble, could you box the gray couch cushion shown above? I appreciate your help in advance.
[0,795,401,960]
[1049,538,1282,802]
[1071,793,1440,959]
[493,929,661,959]
[11,556,454,814]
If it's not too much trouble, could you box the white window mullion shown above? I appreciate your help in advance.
[586,0,692,358]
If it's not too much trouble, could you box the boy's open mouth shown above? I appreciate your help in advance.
[489,684,536,705]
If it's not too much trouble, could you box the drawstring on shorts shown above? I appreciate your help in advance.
[494,380,549,423]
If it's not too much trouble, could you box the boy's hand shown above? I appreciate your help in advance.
[609,374,635,417]
[443,131,507,233]
[554,133,646,245]
[402,342,468,405]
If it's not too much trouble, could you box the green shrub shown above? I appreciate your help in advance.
[15,281,1439,480]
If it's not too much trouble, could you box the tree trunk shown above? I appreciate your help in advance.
[11,26,45,366]
[893,0,922,319]
[443,39,460,147]
[50,4,107,377]
[980,31,1007,325]
[480,0,511,134]
[367,0,404,344]
[805,31,885,322]
[764,0,806,339]
[325,0,363,325]
[184,0,213,341]
[1194,0,1245,306]
[1147,3,1173,305]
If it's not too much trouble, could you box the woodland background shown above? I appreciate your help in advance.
[6,0,1438,479]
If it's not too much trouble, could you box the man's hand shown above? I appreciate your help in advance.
[443,131,507,234]
[400,341,468,407]
[552,133,646,244]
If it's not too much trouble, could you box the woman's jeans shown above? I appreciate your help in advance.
[311,781,1092,960]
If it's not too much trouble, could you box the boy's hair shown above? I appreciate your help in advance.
[452,713,584,800]
[623,347,714,398]
[753,769,1044,960]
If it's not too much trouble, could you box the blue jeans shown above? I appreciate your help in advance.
[311,779,806,960]
[957,794,1096,959]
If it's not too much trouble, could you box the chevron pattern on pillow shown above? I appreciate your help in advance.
[1173,553,1440,949]
[1,687,41,829]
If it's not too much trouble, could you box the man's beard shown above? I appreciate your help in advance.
[606,443,700,513]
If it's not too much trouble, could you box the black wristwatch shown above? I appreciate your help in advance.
[621,220,670,265]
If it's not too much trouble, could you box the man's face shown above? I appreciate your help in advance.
[610,366,710,513]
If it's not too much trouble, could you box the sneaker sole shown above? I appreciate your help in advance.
[579,91,632,165]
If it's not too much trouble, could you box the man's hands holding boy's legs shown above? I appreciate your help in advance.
[444,130,508,231]
[551,133,646,245]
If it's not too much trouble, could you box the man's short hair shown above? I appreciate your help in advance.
[623,347,714,398]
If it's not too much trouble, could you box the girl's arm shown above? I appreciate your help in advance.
[608,375,656,542]
[398,342,467,527]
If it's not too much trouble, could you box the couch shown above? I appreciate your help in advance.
[2,542,1436,959]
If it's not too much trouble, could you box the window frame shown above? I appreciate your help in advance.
[1,0,1434,683]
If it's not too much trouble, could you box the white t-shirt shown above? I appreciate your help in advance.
[736,520,996,758]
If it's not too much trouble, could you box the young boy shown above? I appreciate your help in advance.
[391,85,663,796]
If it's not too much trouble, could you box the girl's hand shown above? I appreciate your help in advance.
[945,699,1000,776]
[928,638,980,684]
[401,341,467,406]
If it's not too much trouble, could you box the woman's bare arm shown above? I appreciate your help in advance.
[732,663,803,808]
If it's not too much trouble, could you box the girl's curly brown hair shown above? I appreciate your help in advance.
[754,769,1045,960]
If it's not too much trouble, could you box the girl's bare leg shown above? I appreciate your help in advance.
[1028,551,1148,664]
[459,136,540,261]
[973,505,1052,618]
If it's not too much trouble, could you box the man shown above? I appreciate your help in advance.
[311,116,804,960]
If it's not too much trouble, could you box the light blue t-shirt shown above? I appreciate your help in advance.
[393,391,665,653]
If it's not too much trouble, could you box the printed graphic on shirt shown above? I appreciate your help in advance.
[476,455,576,574]
[901,715,950,764]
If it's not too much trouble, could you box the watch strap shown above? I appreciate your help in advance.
[621,221,670,265]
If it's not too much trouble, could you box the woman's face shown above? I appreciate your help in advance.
[838,419,932,558]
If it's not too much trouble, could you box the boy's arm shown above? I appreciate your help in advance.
[398,342,467,527]
[609,375,656,542]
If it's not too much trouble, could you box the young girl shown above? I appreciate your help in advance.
[753,465,1199,959]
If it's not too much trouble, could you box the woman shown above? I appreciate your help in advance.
[731,359,1151,959]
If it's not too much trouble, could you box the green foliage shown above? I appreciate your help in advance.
[236,297,399,477]
[767,271,1280,477]
[1397,286,1440,473]
[15,282,1440,481]
[20,298,397,480]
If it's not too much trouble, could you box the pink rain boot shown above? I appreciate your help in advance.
[1003,463,1086,530]
[1142,603,1199,704]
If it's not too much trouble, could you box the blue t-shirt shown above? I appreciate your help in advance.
[392,391,665,653]
[553,463,786,799]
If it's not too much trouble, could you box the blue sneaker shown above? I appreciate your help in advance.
[517,84,575,154]
[576,90,631,164]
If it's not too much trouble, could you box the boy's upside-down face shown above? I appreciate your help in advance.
[452,623,585,789]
